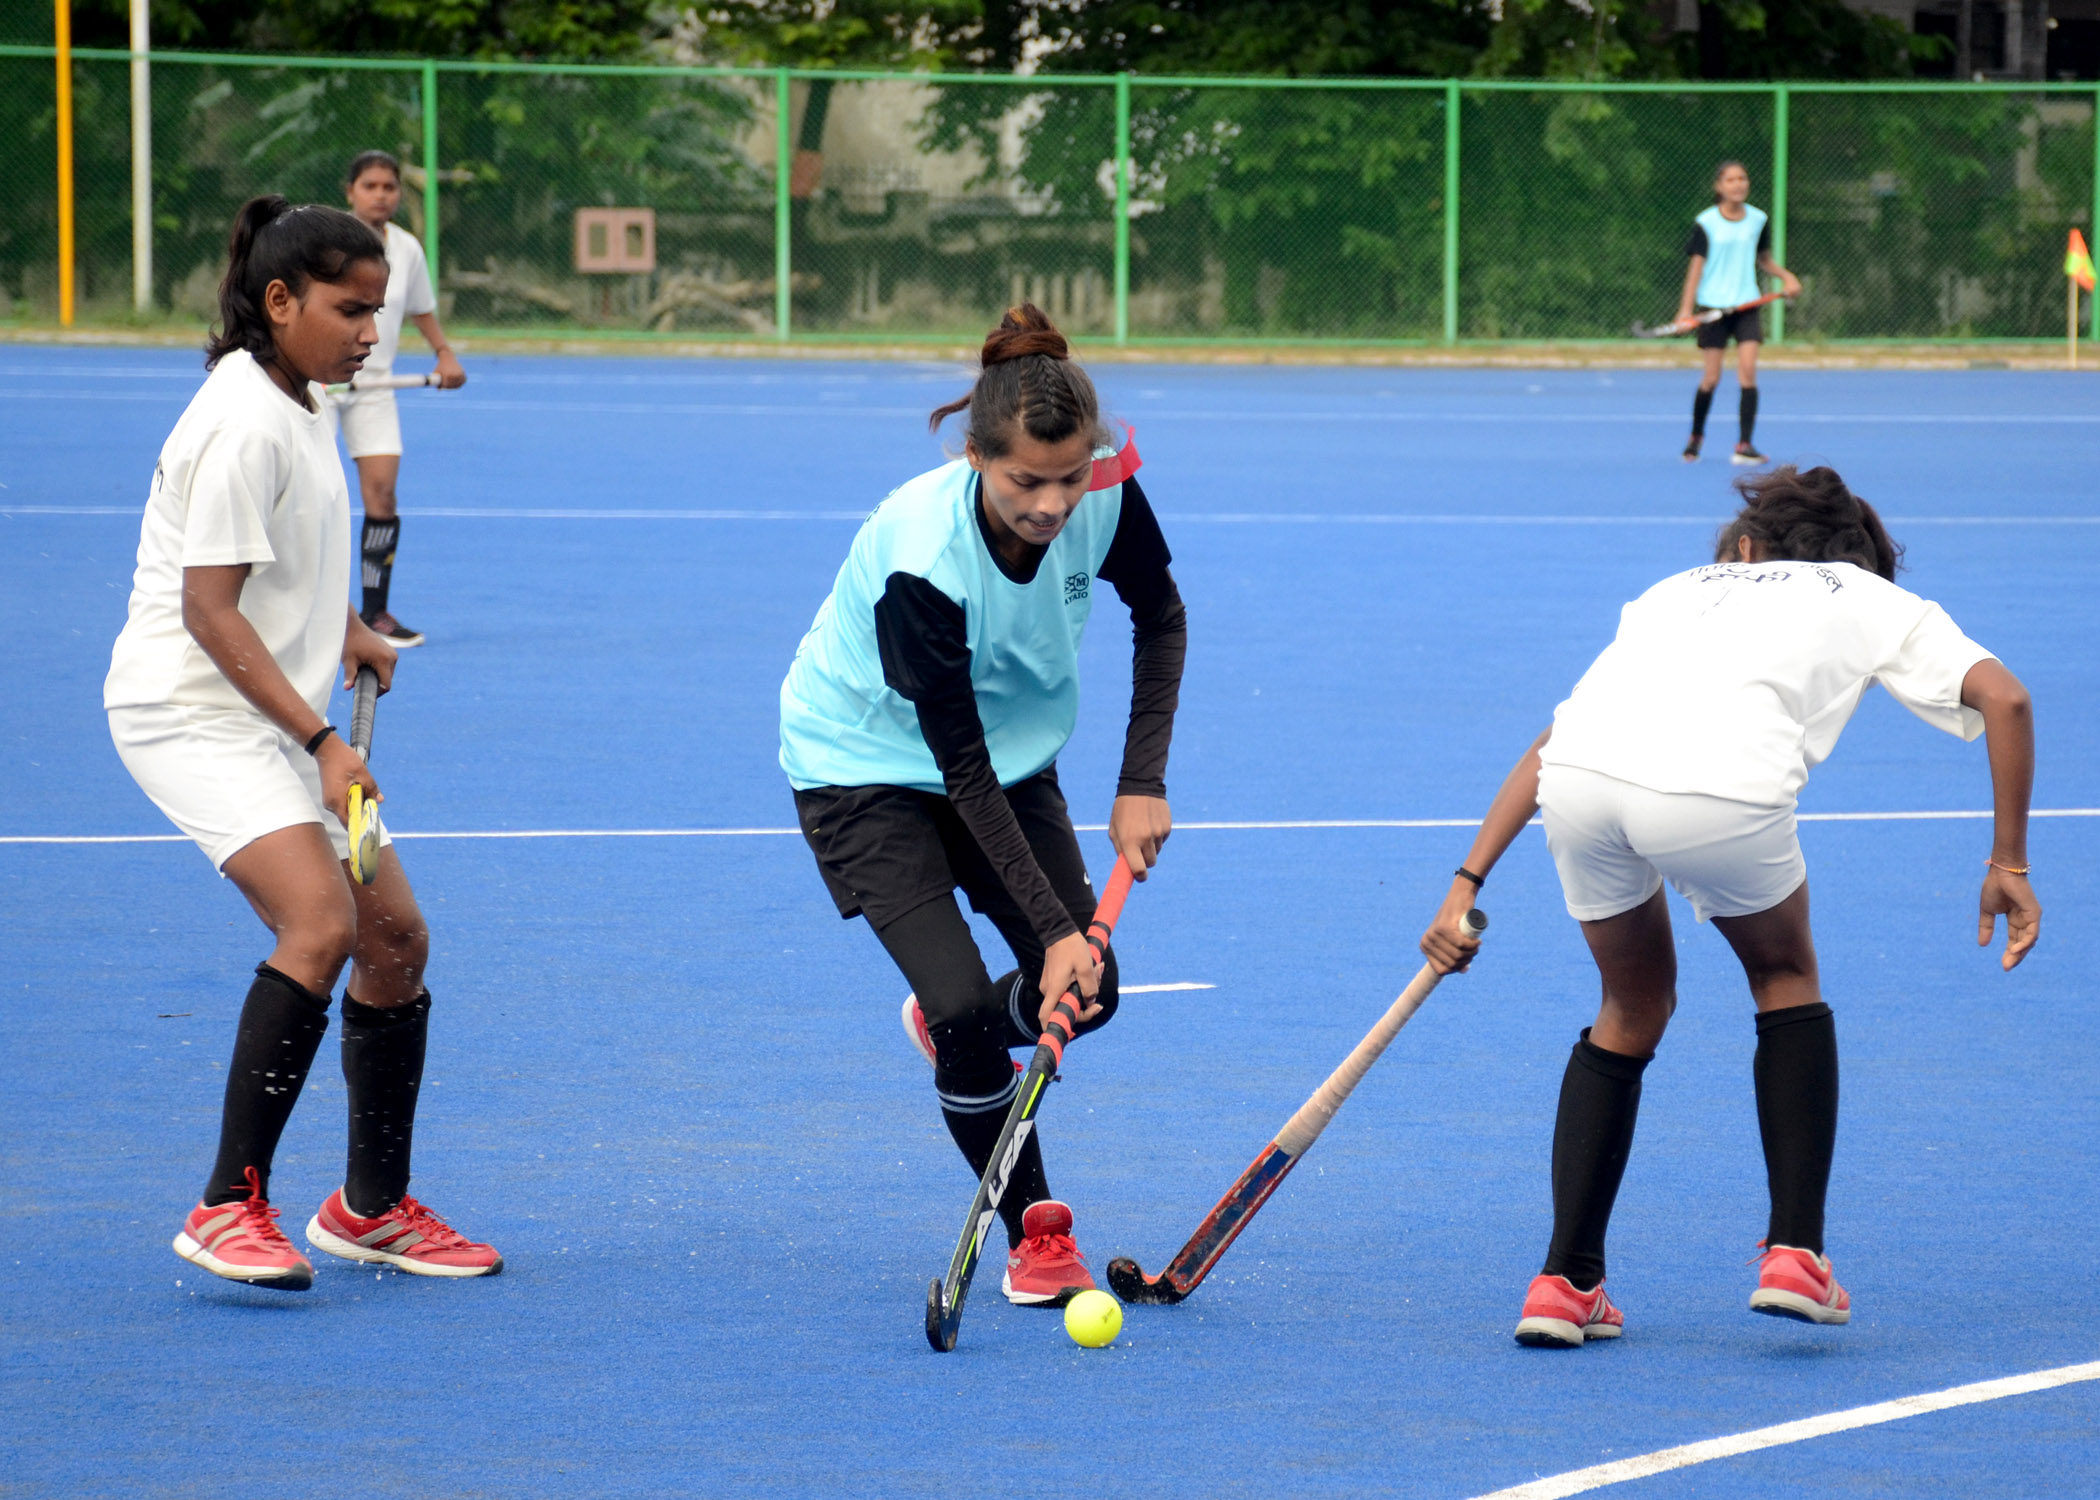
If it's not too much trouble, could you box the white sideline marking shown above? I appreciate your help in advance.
[1467,1359,2100,1500]
[1120,982,1216,994]
[5,809,2095,847]
[8,506,2099,526]
[6,387,2100,425]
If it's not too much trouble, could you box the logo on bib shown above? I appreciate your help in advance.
[1064,571,1090,603]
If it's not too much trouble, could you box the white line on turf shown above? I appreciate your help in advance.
[1466,1359,2100,1500]
[5,809,2095,846]
[1119,982,1216,994]
[6,388,2099,424]
[7,507,2099,526]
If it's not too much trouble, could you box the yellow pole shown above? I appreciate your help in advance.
[2072,275,2080,370]
[55,0,75,328]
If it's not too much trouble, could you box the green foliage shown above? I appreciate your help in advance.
[1029,0,1489,79]
[676,0,996,69]
[64,0,666,59]
[1690,0,1945,81]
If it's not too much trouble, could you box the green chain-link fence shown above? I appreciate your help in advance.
[3,45,2095,343]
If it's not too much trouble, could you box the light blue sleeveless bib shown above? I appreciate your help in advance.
[780,459,1126,793]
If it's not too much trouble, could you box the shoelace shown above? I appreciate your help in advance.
[390,1194,473,1249]
[224,1166,295,1249]
[1023,1232,1088,1270]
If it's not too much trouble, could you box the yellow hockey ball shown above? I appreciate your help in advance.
[1064,1289,1123,1348]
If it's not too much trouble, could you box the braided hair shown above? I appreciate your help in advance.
[1714,464,1903,581]
[929,304,1110,458]
[204,196,385,371]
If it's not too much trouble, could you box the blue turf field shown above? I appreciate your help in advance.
[2,348,2095,1498]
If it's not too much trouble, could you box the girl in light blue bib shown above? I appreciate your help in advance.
[780,305,1188,1304]
[1676,160,1800,466]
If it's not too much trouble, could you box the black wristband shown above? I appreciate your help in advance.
[304,725,337,756]
[1454,866,1486,888]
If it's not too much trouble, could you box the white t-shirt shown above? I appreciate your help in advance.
[105,350,352,717]
[366,221,437,375]
[1540,560,1994,806]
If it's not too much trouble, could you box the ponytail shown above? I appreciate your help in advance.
[929,304,1109,459]
[205,196,386,370]
[1714,464,1903,581]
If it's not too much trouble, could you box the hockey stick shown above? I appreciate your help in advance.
[926,856,1137,1353]
[1630,290,1789,339]
[325,372,442,394]
[1106,908,1486,1306]
[344,666,383,886]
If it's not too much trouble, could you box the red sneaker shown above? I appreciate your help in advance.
[1002,1200,1097,1307]
[1514,1273,1624,1347]
[172,1167,313,1291]
[305,1190,504,1278]
[1750,1243,1850,1324]
[902,994,937,1068]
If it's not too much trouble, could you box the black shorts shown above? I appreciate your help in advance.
[1696,306,1763,349]
[793,767,1095,933]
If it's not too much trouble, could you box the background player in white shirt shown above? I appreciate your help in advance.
[1418,465,2039,1348]
[333,149,467,649]
[106,195,500,1291]
[1677,161,1800,466]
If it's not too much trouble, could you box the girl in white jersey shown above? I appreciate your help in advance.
[1418,465,2038,1348]
[1677,161,1799,466]
[780,306,1186,1307]
[106,197,501,1291]
[331,149,468,649]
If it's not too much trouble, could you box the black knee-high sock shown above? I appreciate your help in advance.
[1541,1030,1649,1291]
[360,516,399,623]
[1691,385,1716,437]
[1754,1001,1837,1255]
[931,1012,1048,1248]
[341,991,431,1217]
[204,964,333,1206]
[1739,387,1760,445]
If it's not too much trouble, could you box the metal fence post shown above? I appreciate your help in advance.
[129,0,151,314]
[421,60,440,281]
[1114,72,1131,345]
[2091,84,2099,341]
[1771,83,1789,344]
[775,69,793,341]
[1443,79,1460,345]
[54,0,75,327]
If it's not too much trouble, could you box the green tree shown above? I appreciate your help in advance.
[67,0,666,59]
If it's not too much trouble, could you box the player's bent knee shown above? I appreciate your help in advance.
[363,915,429,978]
[297,904,360,970]
[928,1009,1011,1097]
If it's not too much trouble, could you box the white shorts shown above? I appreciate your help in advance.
[1538,763,1805,925]
[108,703,390,873]
[327,388,402,459]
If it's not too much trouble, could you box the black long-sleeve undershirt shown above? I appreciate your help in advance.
[874,477,1186,947]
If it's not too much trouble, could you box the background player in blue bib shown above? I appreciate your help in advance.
[781,305,1186,1308]
[1677,160,1800,466]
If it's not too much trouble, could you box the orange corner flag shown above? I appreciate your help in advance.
[2070,229,2097,292]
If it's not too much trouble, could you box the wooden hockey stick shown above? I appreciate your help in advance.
[1106,909,1486,1305]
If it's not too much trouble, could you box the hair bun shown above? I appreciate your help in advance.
[979,303,1069,368]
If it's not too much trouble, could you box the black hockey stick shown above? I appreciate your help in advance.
[926,856,1136,1352]
[345,666,383,885]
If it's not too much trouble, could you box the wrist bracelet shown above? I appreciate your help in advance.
[1986,858,2031,876]
[1455,866,1486,888]
[304,725,337,756]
